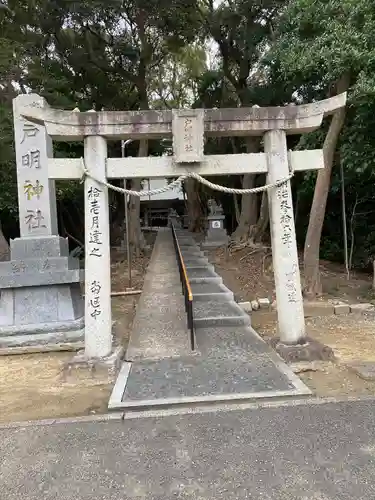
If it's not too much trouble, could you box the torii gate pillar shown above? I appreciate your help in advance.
[265,129,304,345]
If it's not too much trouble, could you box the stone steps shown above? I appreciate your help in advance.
[109,227,311,413]
[180,248,206,257]
[178,238,196,244]
[185,262,215,271]
[187,267,223,285]
[174,229,251,329]
[193,300,250,328]
[191,282,234,302]
[183,257,210,266]
[179,245,198,249]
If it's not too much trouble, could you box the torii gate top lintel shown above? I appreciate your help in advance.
[16,92,347,142]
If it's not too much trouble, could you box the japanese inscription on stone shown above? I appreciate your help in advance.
[41,259,50,271]
[24,180,44,200]
[22,149,41,168]
[21,122,39,143]
[87,186,103,258]
[19,122,47,233]
[13,94,57,237]
[89,280,102,319]
[183,118,193,152]
[17,126,42,227]
[277,183,293,249]
[172,109,204,163]
[25,209,46,230]
[11,261,26,274]
[275,180,300,305]
[285,264,298,303]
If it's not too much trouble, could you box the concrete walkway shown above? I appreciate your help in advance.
[2,399,375,499]
[110,229,310,411]
[125,229,191,361]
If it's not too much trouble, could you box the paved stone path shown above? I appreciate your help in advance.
[125,229,191,361]
[110,229,310,411]
[2,399,375,499]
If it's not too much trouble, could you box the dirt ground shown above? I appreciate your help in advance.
[210,246,375,398]
[210,246,374,305]
[0,244,153,425]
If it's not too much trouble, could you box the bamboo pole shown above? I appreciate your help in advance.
[110,290,142,297]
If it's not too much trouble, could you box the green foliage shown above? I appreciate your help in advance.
[0,103,17,215]
[270,0,375,92]
[150,44,208,109]
[267,0,375,269]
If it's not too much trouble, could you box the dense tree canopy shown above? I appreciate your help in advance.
[269,0,375,294]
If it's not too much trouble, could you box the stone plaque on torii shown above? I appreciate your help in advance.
[3,92,346,359]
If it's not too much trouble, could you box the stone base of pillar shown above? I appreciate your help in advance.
[62,345,124,382]
[270,336,335,363]
[202,215,228,249]
[0,236,84,349]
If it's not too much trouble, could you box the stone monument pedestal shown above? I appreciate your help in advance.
[202,214,228,249]
[0,236,84,349]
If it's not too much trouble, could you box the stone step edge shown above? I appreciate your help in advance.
[193,299,251,323]
[183,259,210,265]
[193,316,251,328]
[193,302,250,320]
[191,283,234,299]
[109,387,310,412]
[189,277,223,284]
[185,263,215,271]
[193,291,234,302]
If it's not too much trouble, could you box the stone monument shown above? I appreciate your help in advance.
[202,199,228,248]
[0,94,84,350]
[167,208,182,229]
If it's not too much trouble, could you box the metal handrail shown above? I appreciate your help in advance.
[171,224,195,350]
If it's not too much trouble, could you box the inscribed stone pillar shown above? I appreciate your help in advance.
[13,94,58,237]
[84,135,112,358]
[264,129,305,344]
[0,94,84,350]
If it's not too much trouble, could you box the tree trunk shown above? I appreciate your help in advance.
[185,178,202,232]
[231,138,260,241]
[0,221,9,261]
[109,181,126,246]
[252,190,269,243]
[231,174,257,241]
[129,139,147,257]
[303,75,350,298]
[233,194,240,224]
[130,11,149,258]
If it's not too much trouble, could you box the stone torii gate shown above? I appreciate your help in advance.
[6,92,346,360]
